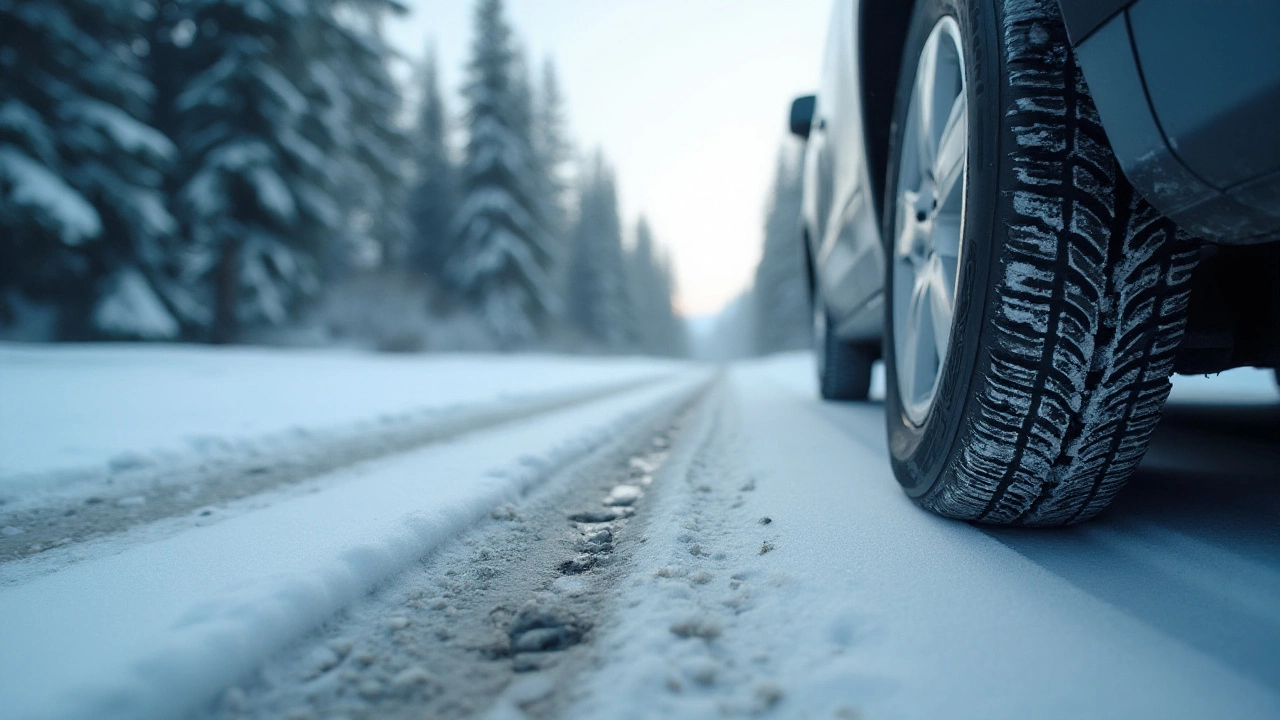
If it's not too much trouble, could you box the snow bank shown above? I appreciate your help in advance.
[0,343,684,500]
[0,373,706,720]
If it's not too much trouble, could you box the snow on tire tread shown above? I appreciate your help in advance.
[922,0,1198,526]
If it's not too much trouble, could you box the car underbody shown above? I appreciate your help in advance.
[1178,242,1280,374]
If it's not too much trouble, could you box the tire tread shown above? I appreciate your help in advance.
[820,330,874,401]
[920,0,1197,525]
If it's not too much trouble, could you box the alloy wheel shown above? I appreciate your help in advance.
[892,15,969,426]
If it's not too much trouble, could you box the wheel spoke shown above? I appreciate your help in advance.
[907,272,937,403]
[897,191,920,258]
[934,92,967,208]
[927,257,954,359]
[933,213,962,260]
[914,34,939,177]
[900,272,921,404]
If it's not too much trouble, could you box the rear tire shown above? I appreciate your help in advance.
[816,301,874,401]
[882,0,1198,525]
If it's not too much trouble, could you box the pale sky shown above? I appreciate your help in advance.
[387,0,831,318]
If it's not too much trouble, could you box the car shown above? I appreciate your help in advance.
[789,0,1280,526]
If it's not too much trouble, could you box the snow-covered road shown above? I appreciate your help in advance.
[572,357,1279,719]
[0,348,1276,719]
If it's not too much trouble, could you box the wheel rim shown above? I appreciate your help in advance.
[893,16,968,426]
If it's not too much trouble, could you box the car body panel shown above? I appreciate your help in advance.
[1070,0,1280,243]
[802,0,886,343]
[1056,0,1131,43]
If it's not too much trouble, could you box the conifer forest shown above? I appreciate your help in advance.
[0,0,707,355]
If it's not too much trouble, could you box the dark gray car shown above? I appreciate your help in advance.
[790,0,1280,526]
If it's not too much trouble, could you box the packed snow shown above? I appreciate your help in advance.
[0,344,682,500]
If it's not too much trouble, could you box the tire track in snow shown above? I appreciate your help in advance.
[0,373,714,720]
[200,381,714,720]
[567,377,847,718]
[0,376,667,566]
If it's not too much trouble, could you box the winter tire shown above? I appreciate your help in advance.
[882,0,1198,526]
[815,300,875,401]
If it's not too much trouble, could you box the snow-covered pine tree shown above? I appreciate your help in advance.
[752,145,809,355]
[409,45,458,285]
[144,0,186,154]
[0,0,180,340]
[532,58,573,302]
[696,288,756,361]
[450,0,555,346]
[567,152,632,350]
[628,217,685,356]
[314,0,410,276]
[170,0,342,343]
[657,252,687,356]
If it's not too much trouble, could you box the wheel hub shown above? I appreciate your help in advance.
[892,16,968,426]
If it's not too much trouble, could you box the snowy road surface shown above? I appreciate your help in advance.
[0,348,1277,719]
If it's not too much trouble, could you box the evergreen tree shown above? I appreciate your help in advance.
[316,0,410,276]
[695,288,756,361]
[752,146,809,355]
[409,45,457,283]
[144,0,185,150]
[532,58,573,299]
[660,254,688,356]
[0,0,180,339]
[533,60,572,212]
[567,152,631,349]
[450,0,555,346]
[628,218,686,356]
[170,0,341,343]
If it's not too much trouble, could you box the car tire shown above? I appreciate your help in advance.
[815,300,874,401]
[881,0,1199,525]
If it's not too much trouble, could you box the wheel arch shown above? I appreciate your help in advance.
[858,0,919,230]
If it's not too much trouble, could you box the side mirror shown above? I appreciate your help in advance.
[790,95,817,139]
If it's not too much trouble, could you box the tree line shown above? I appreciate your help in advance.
[751,143,810,355]
[0,0,685,356]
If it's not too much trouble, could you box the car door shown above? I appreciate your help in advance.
[809,0,886,340]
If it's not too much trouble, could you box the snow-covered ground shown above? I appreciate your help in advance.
[0,346,1276,720]
[0,345,705,720]
[0,344,681,503]
[567,356,1280,719]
